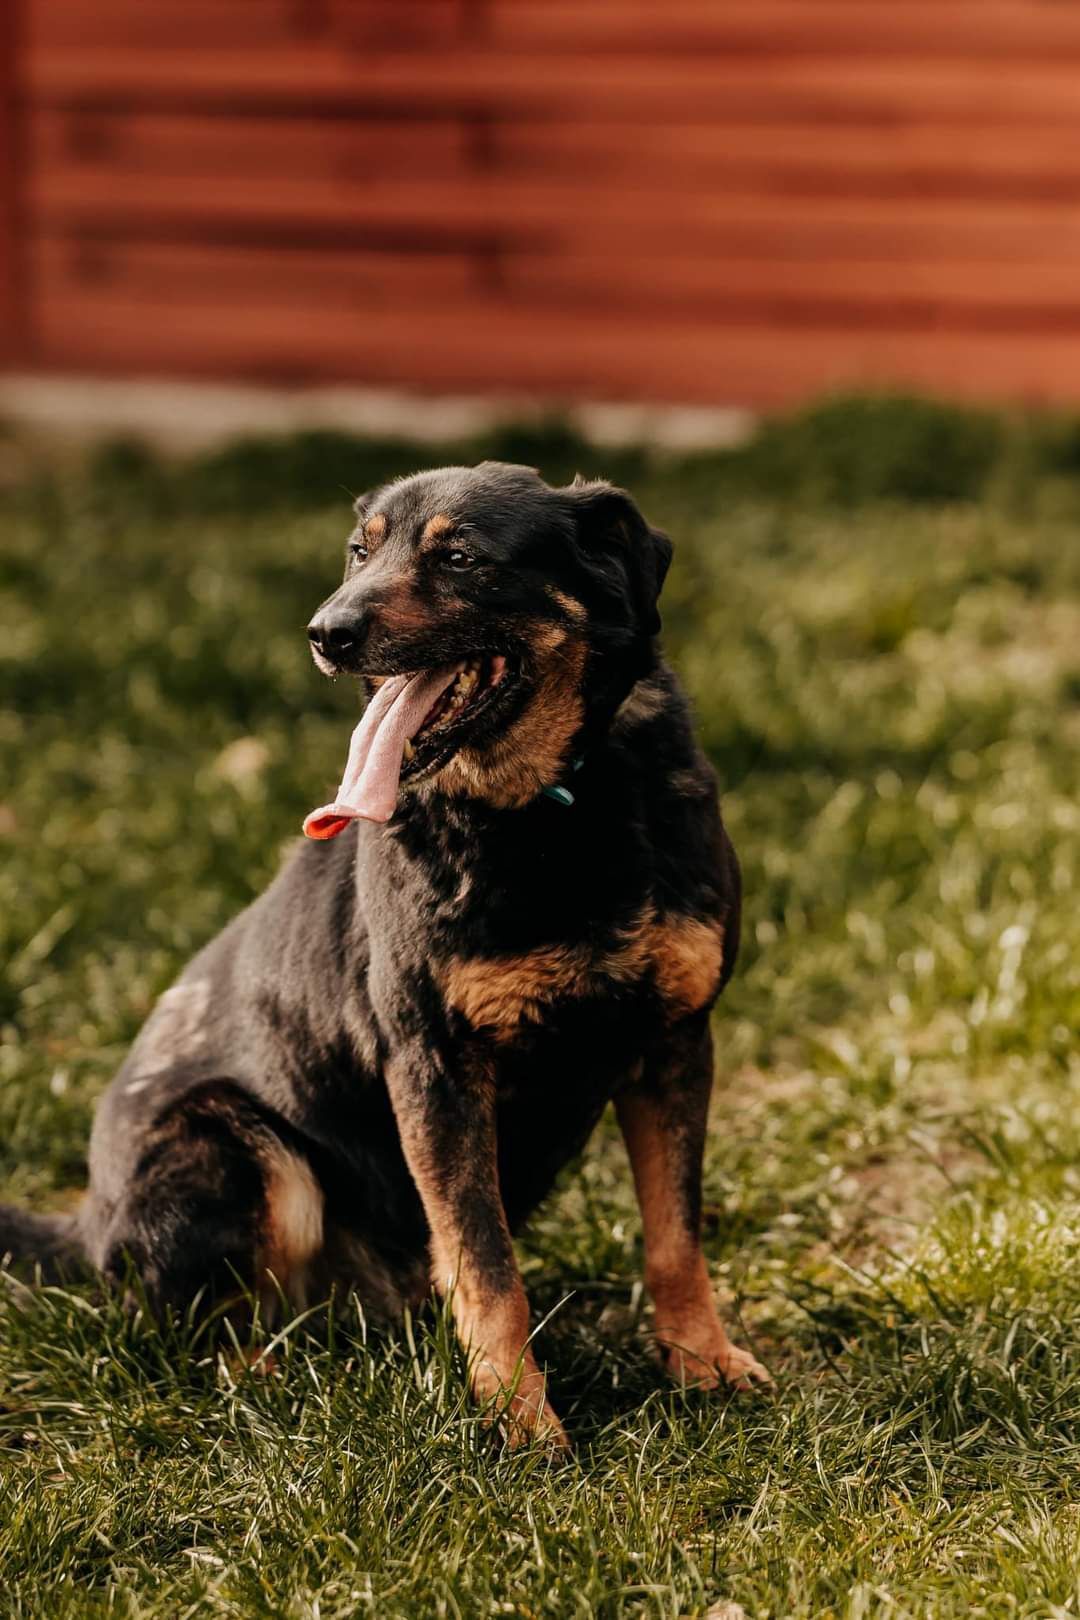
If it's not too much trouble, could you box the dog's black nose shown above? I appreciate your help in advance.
[307,611,360,664]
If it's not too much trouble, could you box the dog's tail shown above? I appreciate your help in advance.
[0,1204,88,1284]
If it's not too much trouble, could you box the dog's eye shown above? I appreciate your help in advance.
[348,541,368,564]
[445,549,474,571]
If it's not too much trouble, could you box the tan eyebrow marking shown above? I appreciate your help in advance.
[420,513,456,549]
[364,513,386,542]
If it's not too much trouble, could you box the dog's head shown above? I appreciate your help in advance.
[304,461,671,829]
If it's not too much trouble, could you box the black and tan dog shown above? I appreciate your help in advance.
[1,461,768,1444]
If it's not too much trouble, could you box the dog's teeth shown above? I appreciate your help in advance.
[403,739,415,760]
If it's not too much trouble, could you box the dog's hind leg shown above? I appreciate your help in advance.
[616,1014,770,1390]
[90,1080,324,1329]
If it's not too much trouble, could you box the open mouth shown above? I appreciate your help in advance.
[304,652,520,836]
[401,653,510,776]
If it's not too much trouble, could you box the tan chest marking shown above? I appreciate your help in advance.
[443,910,724,1036]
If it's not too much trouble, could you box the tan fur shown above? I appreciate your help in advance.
[259,1140,324,1296]
[443,910,723,1036]
[363,512,386,543]
[616,1089,769,1390]
[444,906,654,1035]
[651,915,725,1018]
[378,587,437,636]
[390,1060,566,1446]
[436,623,587,810]
[420,513,456,548]
[545,586,587,624]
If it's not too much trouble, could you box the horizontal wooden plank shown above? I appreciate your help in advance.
[494,120,1080,202]
[32,288,1080,406]
[29,170,1080,263]
[486,1,1080,59]
[32,235,480,306]
[502,252,1080,328]
[29,1,309,49]
[27,47,1080,127]
[32,230,1080,333]
[326,1,475,48]
[30,107,1080,204]
[31,2,1080,61]
[31,109,470,183]
[30,0,466,49]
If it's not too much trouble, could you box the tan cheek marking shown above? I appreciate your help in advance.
[650,916,725,1017]
[378,590,438,634]
[437,628,587,810]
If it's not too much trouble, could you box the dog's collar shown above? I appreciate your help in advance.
[540,755,585,808]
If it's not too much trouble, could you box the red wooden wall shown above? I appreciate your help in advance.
[5,0,1080,406]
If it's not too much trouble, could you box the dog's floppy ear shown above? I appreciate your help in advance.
[562,476,673,637]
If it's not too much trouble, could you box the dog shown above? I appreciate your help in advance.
[1,460,768,1445]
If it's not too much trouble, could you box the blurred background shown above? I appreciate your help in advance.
[4,0,1080,425]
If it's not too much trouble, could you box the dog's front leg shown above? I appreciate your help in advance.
[616,1014,770,1390]
[386,1042,568,1448]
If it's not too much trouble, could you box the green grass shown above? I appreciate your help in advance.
[2,396,1080,1617]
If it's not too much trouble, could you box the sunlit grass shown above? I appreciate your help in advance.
[2,400,1080,1616]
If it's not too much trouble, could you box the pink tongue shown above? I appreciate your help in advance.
[303,664,459,837]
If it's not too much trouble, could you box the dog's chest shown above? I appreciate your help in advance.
[439,905,725,1040]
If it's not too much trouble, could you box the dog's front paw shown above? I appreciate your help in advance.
[656,1317,771,1392]
[502,1392,571,1453]
[475,1359,571,1451]
[713,1340,772,1390]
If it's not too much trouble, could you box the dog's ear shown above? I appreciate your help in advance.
[562,477,673,638]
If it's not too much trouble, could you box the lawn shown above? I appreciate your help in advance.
[2,397,1080,1618]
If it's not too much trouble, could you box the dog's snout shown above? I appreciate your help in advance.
[307,603,365,666]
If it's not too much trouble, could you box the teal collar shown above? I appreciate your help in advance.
[540,755,585,808]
